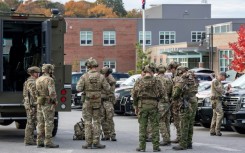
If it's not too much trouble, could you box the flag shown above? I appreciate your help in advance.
[142,0,145,9]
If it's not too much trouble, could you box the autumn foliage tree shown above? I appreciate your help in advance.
[126,9,142,18]
[64,0,94,17]
[229,25,245,72]
[88,4,117,18]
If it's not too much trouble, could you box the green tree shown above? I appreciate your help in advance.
[96,0,127,17]
[136,43,151,71]
[0,2,11,12]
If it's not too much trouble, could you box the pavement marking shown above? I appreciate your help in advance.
[195,142,242,152]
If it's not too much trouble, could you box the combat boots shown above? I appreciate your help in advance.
[216,132,222,136]
[111,135,117,141]
[153,147,161,152]
[171,138,179,143]
[45,143,59,148]
[92,143,106,149]
[25,140,37,146]
[82,143,92,149]
[101,135,110,141]
[160,141,171,146]
[37,144,44,148]
[172,145,187,150]
[136,147,145,152]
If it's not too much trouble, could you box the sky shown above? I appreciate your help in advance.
[54,0,245,18]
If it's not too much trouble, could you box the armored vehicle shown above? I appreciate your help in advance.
[0,9,71,136]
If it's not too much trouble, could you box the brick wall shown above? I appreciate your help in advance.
[64,18,137,73]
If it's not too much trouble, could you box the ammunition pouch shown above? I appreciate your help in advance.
[37,97,46,105]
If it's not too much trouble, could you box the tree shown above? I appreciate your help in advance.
[4,0,21,10]
[229,25,245,72]
[126,9,141,18]
[136,43,151,71]
[88,4,117,18]
[0,2,11,12]
[96,0,127,17]
[64,0,94,17]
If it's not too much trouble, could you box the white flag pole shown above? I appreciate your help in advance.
[142,8,146,53]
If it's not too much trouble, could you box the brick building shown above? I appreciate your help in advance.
[64,18,137,73]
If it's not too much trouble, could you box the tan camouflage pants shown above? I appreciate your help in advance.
[24,104,36,143]
[158,103,171,142]
[36,103,55,145]
[82,100,101,145]
[101,100,115,138]
[210,100,224,134]
[171,100,180,140]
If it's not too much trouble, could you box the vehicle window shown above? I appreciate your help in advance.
[230,74,245,89]
[196,75,212,81]
[198,83,211,92]
[121,75,141,86]
[72,74,83,84]
[112,73,130,81]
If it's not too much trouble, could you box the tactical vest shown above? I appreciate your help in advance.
[183,71,199,97]
[138,77,158,99]
[23,77,36,104]
[36,75,51,105]
[84,72,102,100]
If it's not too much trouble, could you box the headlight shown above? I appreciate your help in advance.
[203,97,211,107]
[115,93,120,100]
[130,97,133,101]
[242,98,245,103]
[241,98,245,108]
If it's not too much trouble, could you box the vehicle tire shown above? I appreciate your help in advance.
[52,112,59,137]
[201,123,211,128]
[231,126,245,134]
[0,120,13,126]
[15,121,26,129]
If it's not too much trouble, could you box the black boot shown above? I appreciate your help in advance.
[153,147,161,152]
[93,143,106,149]
[45,143,59,148]
[160,141,171,146]
[82,143,92,149]
[171,139,179,143]
[187,143,192,149]
[172,145,186,150]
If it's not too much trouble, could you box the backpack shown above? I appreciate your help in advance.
[73,118,85,140]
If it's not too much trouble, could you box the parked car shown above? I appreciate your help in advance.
[71,72,84,108]
[190,68,214,73]
[114,74,141,115]
[111,72,130,88]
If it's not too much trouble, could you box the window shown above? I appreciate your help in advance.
[80,31,93,46]
[139,31,151,45]
[206,23,231,34]
[159,31,175,45]
[219,50,233,72]
[103,60,116,71]
[103,31,116,46]
[80,60,88,73]
[191,31,205,42]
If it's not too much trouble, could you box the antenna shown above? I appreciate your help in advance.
[201,0,208,4]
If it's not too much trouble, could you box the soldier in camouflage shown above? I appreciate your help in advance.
[167,61,181,143]
[132,64,163,152]
[76,57,110,149]
[23,66,40,146]
[156,64,173,146]
[172,67,199,150]
[100,66,117,141]
[36,64,59,148]
[210,72,230,136]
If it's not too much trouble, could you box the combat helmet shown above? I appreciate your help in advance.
[176,66,188,76]
[85,57,98,68]
[143,64,156,73]
[27,66,40,75]
[101,66,112,74]
[167,61,181,70]
[157,64,167,73]
[42,64,55,74]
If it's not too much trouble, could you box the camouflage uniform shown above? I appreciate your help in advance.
[172,67,198,150]
[23,66,40,145]
[210,78,226,136]
[156,65,173,146]
[100,67,117,141]
[167,61,181,143]
[132,64,163,152]
[36,64,59,148]
[76,57,110,149]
